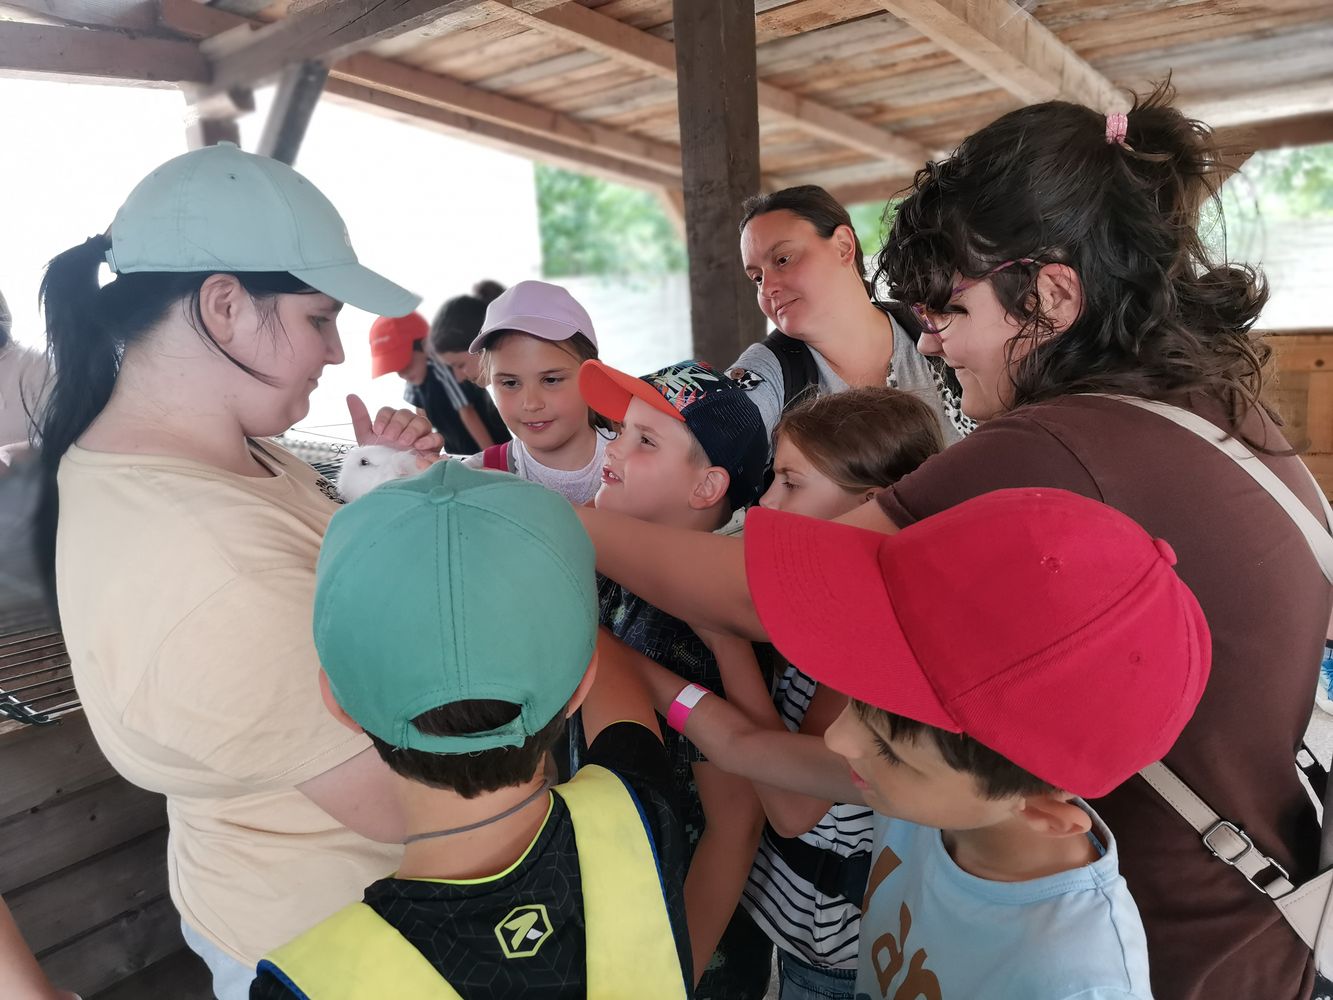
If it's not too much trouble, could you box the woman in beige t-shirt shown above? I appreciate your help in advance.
[36,145,440,999]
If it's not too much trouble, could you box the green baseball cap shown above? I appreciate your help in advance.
[313,460,597,753]
[106,142,419,317]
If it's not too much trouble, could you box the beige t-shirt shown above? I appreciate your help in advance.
[56,441,401,964]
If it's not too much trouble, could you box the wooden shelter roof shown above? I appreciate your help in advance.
[1,1,1330,205]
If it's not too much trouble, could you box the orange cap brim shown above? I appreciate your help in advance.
[578,359,685,424]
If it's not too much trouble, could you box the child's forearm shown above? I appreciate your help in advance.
[707,636,783,731]
[0,897,72,1000]
[611,631,860,804]
[683,691,863,805]
[706,637,835,838]
[685,764,765,983]
[576,505,765,638]
[585,629,663,744]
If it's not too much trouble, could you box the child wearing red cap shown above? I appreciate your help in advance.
[369,311,504,456]
[617,488,1210,999]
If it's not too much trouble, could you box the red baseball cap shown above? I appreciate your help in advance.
[369,312,428,378]
[745,489,1211,798]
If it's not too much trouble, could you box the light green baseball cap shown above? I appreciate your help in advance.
[313,460,598,753]
[105,142,419,317]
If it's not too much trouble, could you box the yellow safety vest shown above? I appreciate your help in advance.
[261,765,688,999]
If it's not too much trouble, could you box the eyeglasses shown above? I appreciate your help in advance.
[910,258,1038,337]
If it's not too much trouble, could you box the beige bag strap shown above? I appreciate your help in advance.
[1099,395,1333,580]
[1098,395,1333,962]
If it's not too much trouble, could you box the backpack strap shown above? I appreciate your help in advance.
[1095,394,1333,963]
[555,764,689,1000]
[259,902,463,1000]
[761,330,820,412]
[481,442,510,472]
[1099,395,1333,581]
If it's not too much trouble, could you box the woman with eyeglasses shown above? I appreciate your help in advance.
[730,185,972,446]
[576,82,1332,1000]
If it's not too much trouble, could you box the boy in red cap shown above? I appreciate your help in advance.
[623,488,1210,999]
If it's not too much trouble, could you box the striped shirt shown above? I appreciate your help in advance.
[740,663,876,970]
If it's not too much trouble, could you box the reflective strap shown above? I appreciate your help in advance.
[261,902,462,1000]
[1140,762,1294,898]
[1097,394,1333,583]
[556,764,689,1000]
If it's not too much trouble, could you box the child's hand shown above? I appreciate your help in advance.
[347,394,443,456]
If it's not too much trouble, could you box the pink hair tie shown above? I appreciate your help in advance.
[1106,112,1128,147]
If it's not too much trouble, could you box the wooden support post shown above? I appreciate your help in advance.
[257,60,329,165]
[184,85,255,150]
[671,0,763,367]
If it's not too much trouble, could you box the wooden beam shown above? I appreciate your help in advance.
[825,176,915,206]
[0,0,158,32]
[1197,85,1333,131]
[0,20,208,83]
[875,0,1123,111]
[257,59,328,164]
[673,0,763,367]
[203,0,569,93]
[324,79,682,192]
[162,0,687,179]
[333,53,683,175]
[490,0,930,170]
[1222,112,1333,153]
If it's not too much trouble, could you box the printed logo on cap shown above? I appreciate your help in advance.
[645,363,723,414]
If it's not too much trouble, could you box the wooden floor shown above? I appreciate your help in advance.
[90,947,214,1000]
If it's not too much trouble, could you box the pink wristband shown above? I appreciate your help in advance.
[666,683,710,734]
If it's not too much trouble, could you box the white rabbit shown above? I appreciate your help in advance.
[336,445,422,502]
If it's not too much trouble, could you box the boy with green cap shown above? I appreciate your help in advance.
[250,462,694,1000]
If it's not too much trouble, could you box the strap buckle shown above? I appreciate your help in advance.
[1202,820,1291,893]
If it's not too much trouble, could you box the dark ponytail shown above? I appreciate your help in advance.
[38,236,120,476]
[430,279,507,356]
[35,240,312,597]
[878,79,1270,436]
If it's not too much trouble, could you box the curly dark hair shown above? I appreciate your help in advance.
[873,80,1271,436]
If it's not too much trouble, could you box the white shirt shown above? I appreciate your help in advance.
[461,431,611,505]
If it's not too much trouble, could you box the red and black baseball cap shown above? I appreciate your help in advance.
[745,489,1211,798]
[580,359,768,511]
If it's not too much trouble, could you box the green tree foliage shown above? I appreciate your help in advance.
[535,166,686,278]
[1223,143,1333,221]
[847,199,900,265]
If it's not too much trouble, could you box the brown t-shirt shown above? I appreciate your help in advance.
[878,394,1332,1000]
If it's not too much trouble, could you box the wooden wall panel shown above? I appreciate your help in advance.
[1268,331,1333,499]
[0,714,197,996]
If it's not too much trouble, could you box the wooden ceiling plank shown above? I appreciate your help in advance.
[332,52,683,173]
[489,0,931,169]
[203,0,572,93]
[875,0,1123,111]
[324,77,681,190]
[0,19,208,83]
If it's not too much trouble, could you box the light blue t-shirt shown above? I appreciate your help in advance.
[857,804,1153,1000]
